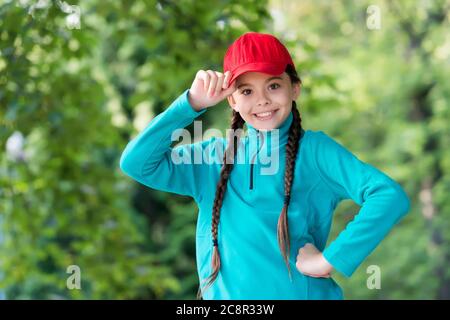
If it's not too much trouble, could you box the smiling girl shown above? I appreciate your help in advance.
[120,32,411,300]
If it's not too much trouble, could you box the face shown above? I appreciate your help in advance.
[227,71,300,130]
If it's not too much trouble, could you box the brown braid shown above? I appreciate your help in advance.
[197,64,302,299]
[196,110,245,299]
[277,100,302,280]
[277,63,302,279]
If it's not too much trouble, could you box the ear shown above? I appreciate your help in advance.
[227,94,239,112]
[292,82,301,101]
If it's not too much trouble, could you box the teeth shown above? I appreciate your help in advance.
[255,111,273,117]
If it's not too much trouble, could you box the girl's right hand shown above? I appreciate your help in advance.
[188,70,237,111]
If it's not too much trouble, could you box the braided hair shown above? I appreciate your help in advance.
[197,64,302,299]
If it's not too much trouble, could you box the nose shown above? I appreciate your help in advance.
[256,92,271,106]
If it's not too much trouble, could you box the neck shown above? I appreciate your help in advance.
[246,111,295,147]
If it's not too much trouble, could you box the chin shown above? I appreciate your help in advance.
[253,122,279,131]
[247,119,281,131]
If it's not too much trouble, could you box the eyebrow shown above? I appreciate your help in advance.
[237,76,283,89]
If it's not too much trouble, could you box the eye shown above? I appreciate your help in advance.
[269,83,280,89]
[241,89,252,96]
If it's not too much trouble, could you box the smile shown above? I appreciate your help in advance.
[253,109,279,120]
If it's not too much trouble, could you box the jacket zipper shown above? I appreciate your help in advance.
[249,130,264,190]
[250,163,254,189]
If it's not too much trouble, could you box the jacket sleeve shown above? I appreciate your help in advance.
[312,131,411,278]
[119,89,208,201]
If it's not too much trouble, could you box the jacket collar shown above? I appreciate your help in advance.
[246,110,294,148]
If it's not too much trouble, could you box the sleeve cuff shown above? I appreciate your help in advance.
[174,88,208,118]
[323,246,355,278]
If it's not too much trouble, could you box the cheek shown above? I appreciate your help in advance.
[233,101,256,123]
[234,99,252,114]
[273,89,292,102]
[237,108,254,123]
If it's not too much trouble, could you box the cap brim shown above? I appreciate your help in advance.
[228,62,286,86]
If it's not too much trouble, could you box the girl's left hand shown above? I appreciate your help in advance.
[296,243,334,278]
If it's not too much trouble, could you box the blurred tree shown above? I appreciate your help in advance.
[0,0,270,299]
[269,0,450,299]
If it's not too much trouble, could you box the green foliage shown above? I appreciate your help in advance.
[1,0,448,299]
[270,0,450,299]
[0,0,270,299]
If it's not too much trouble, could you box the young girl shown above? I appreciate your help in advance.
[119,32,411,300]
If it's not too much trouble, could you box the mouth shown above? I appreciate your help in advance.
[253,109,279,121]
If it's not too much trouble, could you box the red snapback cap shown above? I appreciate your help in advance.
[223,32,296,86]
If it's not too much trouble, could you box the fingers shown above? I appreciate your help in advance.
[296,244,331,278]
[306,273,331,278]
[222,73,237,96]
[206,70,216,96]
[297,267,331,278]
[206,70,218,97]
[222,82,237,98]
[195,70,210,92]
[214,71,225,96]
[196,70,236,100]
[223,71,230,89]
[303,243,315,250]
[298,243,318,255]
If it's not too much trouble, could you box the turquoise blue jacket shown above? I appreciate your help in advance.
[119,89,411,300]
